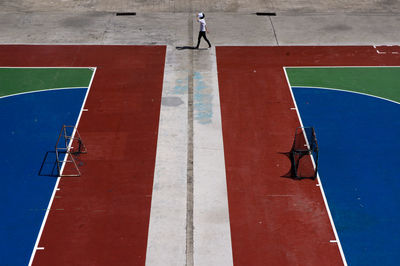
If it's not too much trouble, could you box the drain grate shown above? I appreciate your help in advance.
[116,12,136,16]
[256,12,276,16]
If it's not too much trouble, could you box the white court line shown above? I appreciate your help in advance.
[0,87,88,100]
[283,67,348,266]
[28,67,97,266]
[373,45,400,54]
[291,86,400,105]
[285,65,400,68]
[0,67,95,71]
[0,43,165,46]
[0,67,94,68]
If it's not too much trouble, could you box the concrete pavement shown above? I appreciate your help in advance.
[2,1,399,265]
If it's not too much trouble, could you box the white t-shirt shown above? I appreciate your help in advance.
[199,19,206,32]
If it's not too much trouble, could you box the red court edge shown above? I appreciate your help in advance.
[0,45,165,266]
[216,46,399,266]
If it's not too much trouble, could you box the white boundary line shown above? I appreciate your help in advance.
[283,67,348,266]
[28,67,97,266]
[217,44,400,48]
[0,87,87,100]
[284,65,400,68]
[0,43,165,46]
[0,44,399,49]
[0,44,396,47]
[291,86,400,105]
[1,44,400,49]
[0,67,95,69]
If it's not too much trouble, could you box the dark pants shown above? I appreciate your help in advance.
[196,31,211,48]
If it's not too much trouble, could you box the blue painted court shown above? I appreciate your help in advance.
[0,88,88,265]
[0,67,93,265]
[292,86,400,266]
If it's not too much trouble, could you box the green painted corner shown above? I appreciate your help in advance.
[0,68,94,97]
[285,67,400,103]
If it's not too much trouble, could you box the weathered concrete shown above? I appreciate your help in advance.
[146,17,234,266]
[146,45,189,266]
[1,0,400,13]
[192,47,234,266]
[1,11,399,46]
[273,14,400,45]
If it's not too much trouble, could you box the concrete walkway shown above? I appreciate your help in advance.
[146,16,233,265]
[1,11,400,46]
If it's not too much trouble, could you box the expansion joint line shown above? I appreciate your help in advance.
[186,12,195,266]
[269,16,280,46]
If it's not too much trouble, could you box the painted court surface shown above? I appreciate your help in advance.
[2,45,400,265]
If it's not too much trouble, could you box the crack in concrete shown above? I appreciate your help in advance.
[186,11,194,266]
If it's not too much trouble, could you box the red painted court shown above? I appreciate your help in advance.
[216,46,400,265]
[0,45,166,265]
[2,45,399,265]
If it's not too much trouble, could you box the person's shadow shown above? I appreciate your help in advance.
[176,46,208,50]
[176,46,196,50]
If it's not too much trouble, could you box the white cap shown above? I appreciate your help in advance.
[198,12,203,18]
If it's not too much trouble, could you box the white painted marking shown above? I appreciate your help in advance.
[266,195,294,197]
[36,247,45,250]
[82,109,88,111]
[56,188,60,191]
[283,67,348,266]
[0,43,164,46]
[0,87,89,100]
[330,240,338,243]
[0,66,95,69]
[146,46,187,266]
[284,65,400,68]
[193,47,233,266]
[290,107,297,110]
[291,86,400,105]
[29,67,97,266]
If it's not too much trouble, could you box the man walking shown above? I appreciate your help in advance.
[195,13,212,49]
